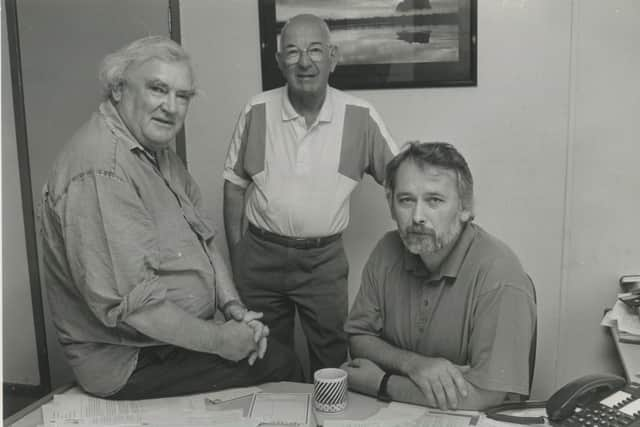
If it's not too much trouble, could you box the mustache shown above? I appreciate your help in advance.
[405,226,436,236]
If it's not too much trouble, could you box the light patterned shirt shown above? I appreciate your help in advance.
[40,101,216,396]
[224,86,397,237]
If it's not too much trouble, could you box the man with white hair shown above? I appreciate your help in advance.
[41,36,301,399]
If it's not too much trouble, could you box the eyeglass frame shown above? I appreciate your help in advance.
[278,42,335,66]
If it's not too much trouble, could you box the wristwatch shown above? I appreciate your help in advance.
[377,372,392,402]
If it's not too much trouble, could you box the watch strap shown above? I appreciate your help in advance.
[377,372,392,402]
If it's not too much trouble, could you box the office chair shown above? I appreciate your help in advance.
[485,275,543,425]
[525,275,538,400]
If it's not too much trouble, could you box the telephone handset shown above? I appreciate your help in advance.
[486,374,640,425]
[546,373,625,422]
[546,373,635,425]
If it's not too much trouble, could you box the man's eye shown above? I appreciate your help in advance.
[398,197,414,205]
[150,85,168,94]
[427,198,443,206]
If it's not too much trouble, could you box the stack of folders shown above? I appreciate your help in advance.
[619,288,640,312]
[602,297,640,344]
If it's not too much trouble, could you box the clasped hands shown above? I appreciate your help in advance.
[222,301,269,366]
[342,355,469,410]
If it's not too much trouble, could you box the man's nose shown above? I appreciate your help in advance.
[162,93,177,114]
[297,50,312,67]
[412,201,428,225]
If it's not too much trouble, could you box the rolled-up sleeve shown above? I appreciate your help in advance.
[60,171,167,327]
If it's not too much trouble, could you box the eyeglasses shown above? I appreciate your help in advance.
[281,43,330,66]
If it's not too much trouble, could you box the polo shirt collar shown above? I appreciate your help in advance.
[403,222,477,282]
[281,85,334,123]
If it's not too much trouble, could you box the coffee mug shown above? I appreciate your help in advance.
[313,368,348,413]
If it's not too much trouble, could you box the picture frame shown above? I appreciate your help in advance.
[258,0,477,91]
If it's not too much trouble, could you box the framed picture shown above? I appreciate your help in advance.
[258,0,477,91]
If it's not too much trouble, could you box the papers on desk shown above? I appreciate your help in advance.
[39,392,243,426]
[324,401,481,427]
[248,393,312,425]
[36,388,533,427]
[207,386,263,404]
[602,301,640,343]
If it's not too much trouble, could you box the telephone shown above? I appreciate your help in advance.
[486,374,640,426]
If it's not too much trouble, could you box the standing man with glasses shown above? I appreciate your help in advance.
[223,14,397,376]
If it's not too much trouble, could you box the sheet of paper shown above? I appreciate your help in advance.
[43,409,243,426]
[46,421,253,427]
[248,393,311,425]
[601,309,616,327]
[614,300,640,335]
[51,393,205,412]
[367,402,427,420]
[476,416,532,427]
[206,386,262,404]
[427,409,480,422]
[140,408,244,425]
[42,393,206,425]
[324,412,474,427]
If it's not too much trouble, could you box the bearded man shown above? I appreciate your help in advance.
[342,142,537,411]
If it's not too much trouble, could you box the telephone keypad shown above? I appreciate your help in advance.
[560,403,639,426]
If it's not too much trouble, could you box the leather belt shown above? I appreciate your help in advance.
[248,223,341,249]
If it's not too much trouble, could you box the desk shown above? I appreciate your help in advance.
[609,325,640,383]
[6,382,387,427]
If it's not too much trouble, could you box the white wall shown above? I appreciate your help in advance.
[181,0,640,399]
[558,0,640,383]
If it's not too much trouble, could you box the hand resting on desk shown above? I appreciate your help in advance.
[342,356,506,412]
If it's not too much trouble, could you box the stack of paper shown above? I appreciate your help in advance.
[40,390,248,427]
[602,300,640,344]
[323,402,480,427]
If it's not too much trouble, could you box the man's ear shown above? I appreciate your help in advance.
[386,188,396,220]
[111,81,124,102]
[275,52,285,74]
[460,209,472,223]
[328,44,339,72]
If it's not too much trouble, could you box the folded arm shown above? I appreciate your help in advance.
[345,334,506,410]
[125,300,256,361]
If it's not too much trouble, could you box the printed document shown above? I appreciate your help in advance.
[248,393,311,425]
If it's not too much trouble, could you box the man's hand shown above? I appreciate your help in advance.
[217,319,258,362]
[341,358,385,397]
[243,311,269,365]
[223,300,248,321]
[224,305,268,366]
[404,355,470,410]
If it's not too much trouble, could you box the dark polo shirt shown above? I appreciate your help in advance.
[345,222,536,395]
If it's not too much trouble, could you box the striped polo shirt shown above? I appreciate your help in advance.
[224,86,397,238]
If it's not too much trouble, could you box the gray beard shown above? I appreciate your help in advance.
[400,218,463,256]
